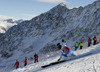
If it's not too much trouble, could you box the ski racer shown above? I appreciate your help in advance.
[58,45,75,61]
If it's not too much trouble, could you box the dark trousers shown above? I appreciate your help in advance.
[88,43,91,47]
[16,66,19,69]
[34,58,38,63]
[80,46,83,49]
[75,46,78,51]
[93,41,97,45]
[24,63,27,66]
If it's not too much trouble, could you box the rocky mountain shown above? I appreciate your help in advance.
[0,0,100,60]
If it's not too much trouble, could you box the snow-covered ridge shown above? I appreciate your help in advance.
[0,19,23,33]
[0,0,100,70]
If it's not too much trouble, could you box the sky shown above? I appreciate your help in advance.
[0,0,96,20]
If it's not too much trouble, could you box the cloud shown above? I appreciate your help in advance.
[0,14,38,21]
[35,0,67,3]
[0,15,13,20]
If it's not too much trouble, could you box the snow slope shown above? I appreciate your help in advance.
[1,42,100,72]
[0,0,100,72]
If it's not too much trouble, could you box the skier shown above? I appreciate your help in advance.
[58,46,75,61]
[88,37,91,47]
[75,42,79,50]
[93,36,97,45]
[15,60,19,69]
[34,53,38,63]
[80,42,83,49]
[24,57,28,66]
[56,43,62,50]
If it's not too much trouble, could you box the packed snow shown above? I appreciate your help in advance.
[0,41,100,72]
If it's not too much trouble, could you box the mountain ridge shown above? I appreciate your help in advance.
[0,0,100,61]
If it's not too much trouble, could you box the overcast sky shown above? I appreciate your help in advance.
[0,0,96,20]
